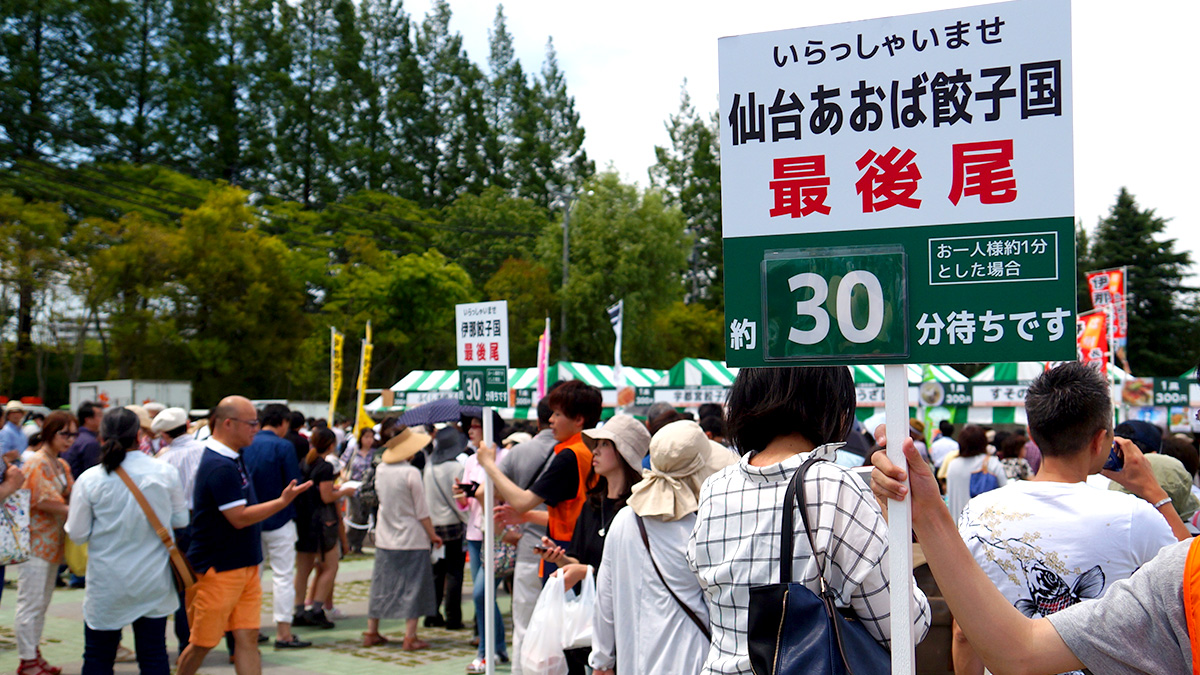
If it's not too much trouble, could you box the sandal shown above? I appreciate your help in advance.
[361,632,390,648]
[17,659,54,675]
[402,638,429,651]
[36,651,62,675]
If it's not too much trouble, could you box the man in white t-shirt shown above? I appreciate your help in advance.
[954,362,1183,675]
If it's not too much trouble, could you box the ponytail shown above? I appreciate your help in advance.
[99,408,140,474]
[306,427,336,466]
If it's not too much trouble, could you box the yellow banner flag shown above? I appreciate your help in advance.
[354,323,374,437]
[329,328,344,423]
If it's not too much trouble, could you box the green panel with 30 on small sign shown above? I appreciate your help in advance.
[459,366,508,406]
[762,248,907,360]
[725,217,1077,367]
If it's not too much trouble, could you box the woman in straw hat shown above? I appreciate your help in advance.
[589,419,736,675]
[362,425,443,651]
[537,413,650,675]
[687,366,931,675]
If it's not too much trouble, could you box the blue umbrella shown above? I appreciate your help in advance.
[394,397,481,427]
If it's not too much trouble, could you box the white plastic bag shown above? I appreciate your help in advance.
[559,566,595,651]
[522,573,569,675]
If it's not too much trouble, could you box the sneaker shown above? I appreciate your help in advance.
[308,608,336,629]
[326,607,348,620]
[466,657,487,674]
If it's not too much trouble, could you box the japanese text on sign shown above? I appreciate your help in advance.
[928,232,1058,284]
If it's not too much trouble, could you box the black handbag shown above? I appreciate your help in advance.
[746,455,891,675]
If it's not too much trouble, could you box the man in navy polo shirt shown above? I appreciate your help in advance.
[242,403,308,649]
[176,396,310,675]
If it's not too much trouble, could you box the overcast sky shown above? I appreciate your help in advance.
[409,0,1198,278]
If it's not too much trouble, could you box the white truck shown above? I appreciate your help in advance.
[69,379,193,413]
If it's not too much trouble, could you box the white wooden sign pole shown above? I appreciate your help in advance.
[885,365,915,675]
[483,409,496,675]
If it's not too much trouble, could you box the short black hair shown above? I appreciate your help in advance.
[699,415,725,438]
[957,425,988,457]
[726,366,855,456]
[698,403,723,420]
[536,397,554,427]
[164,424,189,439]
[545,380,602,430]
[996,434,1027,460]
[939,420,955,438]
[289,411,306,432]
[77,401,101,423]
[259,403,290,428]
[1162,436,1199,479]
[1025,362,1113,457]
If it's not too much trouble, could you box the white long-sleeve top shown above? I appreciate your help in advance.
[65,451,189,630]
[589,506,711,674]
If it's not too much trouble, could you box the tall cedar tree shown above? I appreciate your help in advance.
[1087,188,1198,375]
[650,83,722,309]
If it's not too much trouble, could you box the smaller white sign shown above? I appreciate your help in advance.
[455,301,509,368]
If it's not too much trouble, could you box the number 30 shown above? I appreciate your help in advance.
[787,270,884,345]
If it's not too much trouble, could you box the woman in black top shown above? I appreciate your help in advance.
[538,414,650,674]
[293,428,355,629]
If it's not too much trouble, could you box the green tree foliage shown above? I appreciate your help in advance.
[437,186,549,285]
[1085,188,1198,375]
[649,301,724,366]
[536,172,687,365]
[650,82,722,309]
[484,258,555,365]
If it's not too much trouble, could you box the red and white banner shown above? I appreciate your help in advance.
[1076,310,1108,374]
[1086,268,1127,345]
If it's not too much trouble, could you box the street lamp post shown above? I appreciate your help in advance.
[551,187,587,361]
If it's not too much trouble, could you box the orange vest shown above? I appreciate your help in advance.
[1183,536,1200,674]
[546,433,592,541]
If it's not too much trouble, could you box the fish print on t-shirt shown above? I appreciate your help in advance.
[1014,561,1105,617]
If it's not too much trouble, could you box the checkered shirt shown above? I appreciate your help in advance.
[687,444,931,674]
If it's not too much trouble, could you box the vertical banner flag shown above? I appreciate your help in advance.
[536,318,551,400]
[1086,267,1127,346]
[1076,310,1108,374]
[329,327,344,423]
[608,300,632,407]
[354,322,374,437]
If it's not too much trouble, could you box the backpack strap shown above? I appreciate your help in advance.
[636,515,711,641]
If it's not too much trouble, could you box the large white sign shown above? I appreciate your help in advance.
[455,301,509,368]
[719,0,1072,239]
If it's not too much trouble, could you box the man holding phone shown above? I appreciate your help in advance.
[948,362,1184,675]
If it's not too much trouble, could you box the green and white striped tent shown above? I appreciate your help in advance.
[971,361,1129,383]
[367,362,665,419]
[851,364,967,384]
[1182,367,1197,381]
[657,358,739,387]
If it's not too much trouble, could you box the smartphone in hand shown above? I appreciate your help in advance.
[1103,440,1124,472]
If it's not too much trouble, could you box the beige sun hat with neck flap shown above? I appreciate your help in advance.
[628,420,738,522]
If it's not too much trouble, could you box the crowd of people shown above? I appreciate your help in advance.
[1,358,1199,675]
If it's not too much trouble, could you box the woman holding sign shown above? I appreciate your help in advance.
[687,366,931,674]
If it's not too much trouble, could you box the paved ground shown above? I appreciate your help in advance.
[0,553,512,675]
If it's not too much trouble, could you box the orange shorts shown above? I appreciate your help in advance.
[186,566,262,648]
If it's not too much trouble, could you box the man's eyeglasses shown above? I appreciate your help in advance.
[231,419,261,428]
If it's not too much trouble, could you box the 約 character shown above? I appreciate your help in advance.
[932,69,973,126]
[945,20,970,49]
[855,147,922,212]
[949,139,1016,205]
[916,312,946,345]
[850,80,886,132]
[769,155,831,218]
[976,16,1004,44]
[1021,61,1062,118]
[730,319,757,350]
[976,66,1015,122]
[768,89,806,141]
[728,92,766,145]
[809,84,843,135]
